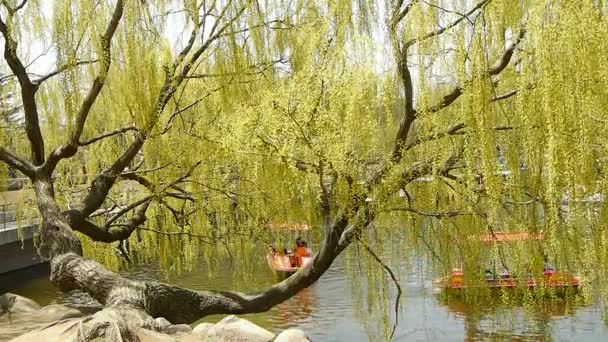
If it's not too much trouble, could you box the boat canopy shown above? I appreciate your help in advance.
[265,222,311,231]
[471,231,544,244]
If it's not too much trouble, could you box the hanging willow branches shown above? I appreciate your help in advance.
[0,0,607,339]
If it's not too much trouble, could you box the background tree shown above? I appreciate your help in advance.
[0,0,607,339]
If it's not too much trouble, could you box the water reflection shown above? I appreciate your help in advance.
[2,255,608,341]
[439,295,581,341]
[272,287,315,325]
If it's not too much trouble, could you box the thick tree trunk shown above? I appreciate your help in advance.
[34,177,82,259]
[46,212,353,324]
[29,174,361,336]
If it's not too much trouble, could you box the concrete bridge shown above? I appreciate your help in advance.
[0,202,41,274]
[0,181,138,274]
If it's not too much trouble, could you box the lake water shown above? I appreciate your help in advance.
[2,252,608,341]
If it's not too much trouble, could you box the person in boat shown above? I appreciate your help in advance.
[295,237,310,257]
[543,263,556,275]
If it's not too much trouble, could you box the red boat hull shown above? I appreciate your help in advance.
[435,272,580,291]
[267,252,313,273]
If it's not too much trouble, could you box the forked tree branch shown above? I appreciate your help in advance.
[67,202,150,243]
[0,146,36,177]
[1,0,28,15]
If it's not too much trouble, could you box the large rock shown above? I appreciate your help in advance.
[0,293,41,315]
[9,319,82,342]
[155,317,172,329]
[133,328,176,342]
[274,329,310,342]
[164,324,193,335]
[201,315,274,342]
[4,295,307,342]
[192,322,214,335]
[36,304,85,321]
[0,297,86,341]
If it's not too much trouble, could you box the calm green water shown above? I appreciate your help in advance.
[2,251,608,341]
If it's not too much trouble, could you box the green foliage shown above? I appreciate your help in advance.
[2,0,608,337]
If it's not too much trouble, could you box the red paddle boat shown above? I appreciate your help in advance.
[265,223,313,274]
[435,231,580,292]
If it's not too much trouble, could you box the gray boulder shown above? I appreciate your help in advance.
[9,319,82,342]
[155,317,172,329]
[4,295,308,342]
[36,304,84,321]
[0,293,41,315]
[274,329,310,342]
[201,315,274,342]
[192,322,214,335]
[164,324,193,335]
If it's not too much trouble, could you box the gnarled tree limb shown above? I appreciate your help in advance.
[49,209,352,324]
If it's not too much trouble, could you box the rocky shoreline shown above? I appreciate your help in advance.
[0,293,310,341]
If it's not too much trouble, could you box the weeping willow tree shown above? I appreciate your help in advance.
[0,0,607,339]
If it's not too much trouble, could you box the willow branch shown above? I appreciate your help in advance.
[405,122,465,150]
[394,0,418,25]
[404,0,491,48]
[389,207,473,218]
[43,0,124,174]
[138,227,214,245]
[488,27,526,76]
[14,0,27,12]
[71,4,244,234]
[491,88,518,101]
[103,195,154,228]
[175,5,246,85]
[2,0,27,14]
[358,238,402,340]
[78,126,137,146]
[33,59,99,85]
[120,171,194,201]
[426,27,525,114]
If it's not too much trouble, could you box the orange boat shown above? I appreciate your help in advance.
[266,249,313,273]
[266,222,313,274]
[435,267,580,291]
[435,231,580,292]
